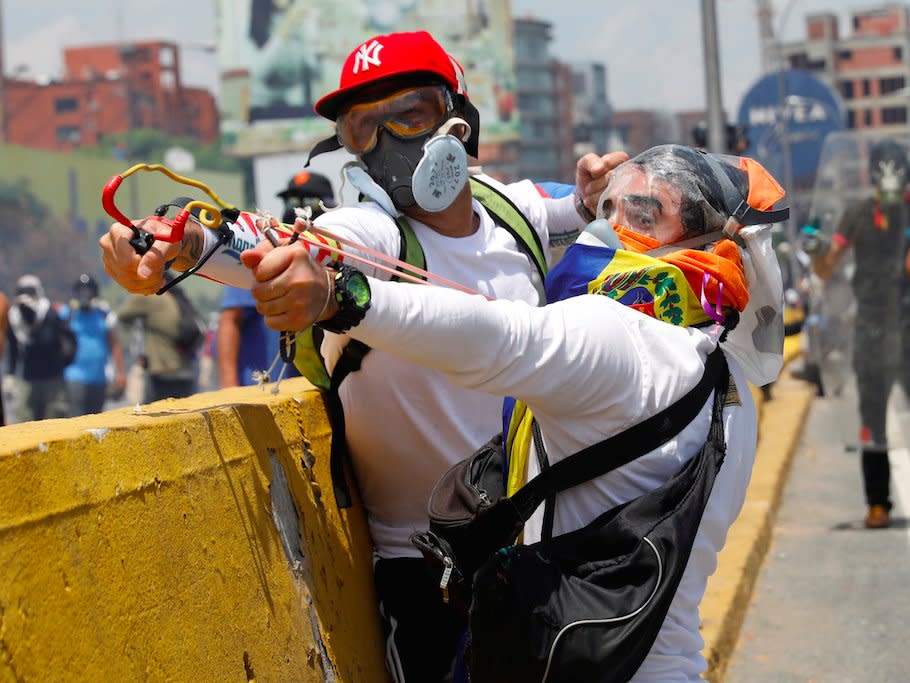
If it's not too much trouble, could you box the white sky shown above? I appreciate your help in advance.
[2,0,879,116]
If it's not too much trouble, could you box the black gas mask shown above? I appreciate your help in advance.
[361,129,428,210]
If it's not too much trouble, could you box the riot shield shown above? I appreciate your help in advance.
[804,131,910,400]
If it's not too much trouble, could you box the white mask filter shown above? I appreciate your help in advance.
[411,118,470,213]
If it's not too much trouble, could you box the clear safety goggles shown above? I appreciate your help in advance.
[336,85,452,155]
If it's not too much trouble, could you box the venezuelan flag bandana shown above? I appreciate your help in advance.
[545,226,749,328]
[505,229,749,496]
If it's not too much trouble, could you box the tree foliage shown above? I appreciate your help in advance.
[0,178,99,302]
[85,129,254,204]
[90,129,241,171]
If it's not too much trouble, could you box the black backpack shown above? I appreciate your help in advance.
[41,306,78,372]
[53,309,78,370]
[412,349,731,682]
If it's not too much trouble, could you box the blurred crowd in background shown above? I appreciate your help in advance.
[0,170,336,426]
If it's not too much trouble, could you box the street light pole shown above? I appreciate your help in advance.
[701,0,726,153]
[776,1,800,263]
[0,0,7,144]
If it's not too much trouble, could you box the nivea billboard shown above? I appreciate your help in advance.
[736,69,845,189]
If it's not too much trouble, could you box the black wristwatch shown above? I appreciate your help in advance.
[316,264,372,333]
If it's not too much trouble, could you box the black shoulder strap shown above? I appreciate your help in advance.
[324,339,371,508]
[325,208,431,508]
[510,347,728,522]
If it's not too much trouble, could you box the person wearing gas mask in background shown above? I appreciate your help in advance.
[814,139,910,529]
[100,30,626,682]
[235,144,787,683]
[59,274,126,416]
[5,275,72,422]
[217,171,334,388]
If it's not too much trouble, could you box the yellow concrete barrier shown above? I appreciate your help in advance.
[0,378,389,682]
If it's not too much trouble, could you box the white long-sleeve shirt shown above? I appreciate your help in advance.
[349,278,759,683]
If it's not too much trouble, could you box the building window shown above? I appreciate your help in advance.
[863,79,871,96]
[882,106,907,124]
[846,110,856,128]
[55,126,80,143]
[895,47,903,61]
[54,97,78,113]
[864,109,873,126]
[788,53,808,69]
[572,72,586,92]
[807,58,826,70]
[840,81,855,99]
[880,76,906,95]
[838,49,852,61]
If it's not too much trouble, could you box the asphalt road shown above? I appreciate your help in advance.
[725,365,910,683]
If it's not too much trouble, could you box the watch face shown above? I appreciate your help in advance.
[346,271,371,308]
[319,266,371,333]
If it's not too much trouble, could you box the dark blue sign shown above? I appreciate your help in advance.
[736,69,845,188]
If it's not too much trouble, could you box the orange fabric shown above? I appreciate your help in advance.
[614,225,749,313]
[663,241,749,313]
[739,157,785,211]
[613,226,661,253]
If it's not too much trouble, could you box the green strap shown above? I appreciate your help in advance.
[468,176,548,282]
[291,208,429,392]
[394,214,427,281]
[292,327,330,391]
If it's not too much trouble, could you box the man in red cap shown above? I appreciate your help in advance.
[101,30,625,682]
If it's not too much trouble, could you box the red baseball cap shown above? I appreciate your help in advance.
[315,31,470,121]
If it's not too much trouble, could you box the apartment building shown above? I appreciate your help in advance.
[4,42,218,151]
[780,4,910,133]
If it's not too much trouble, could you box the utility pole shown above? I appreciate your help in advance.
[756,0,776,75]
[774,1,799,261]
[0,0,7,144]
[701,0,726,154]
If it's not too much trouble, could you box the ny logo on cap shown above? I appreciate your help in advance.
[353,40,384,74]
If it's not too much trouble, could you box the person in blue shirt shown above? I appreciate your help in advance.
[217,286,301,386]
[60,274,126,415]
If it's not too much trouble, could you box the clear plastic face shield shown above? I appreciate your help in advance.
[588,145,789,385]
[594,164,691,246]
